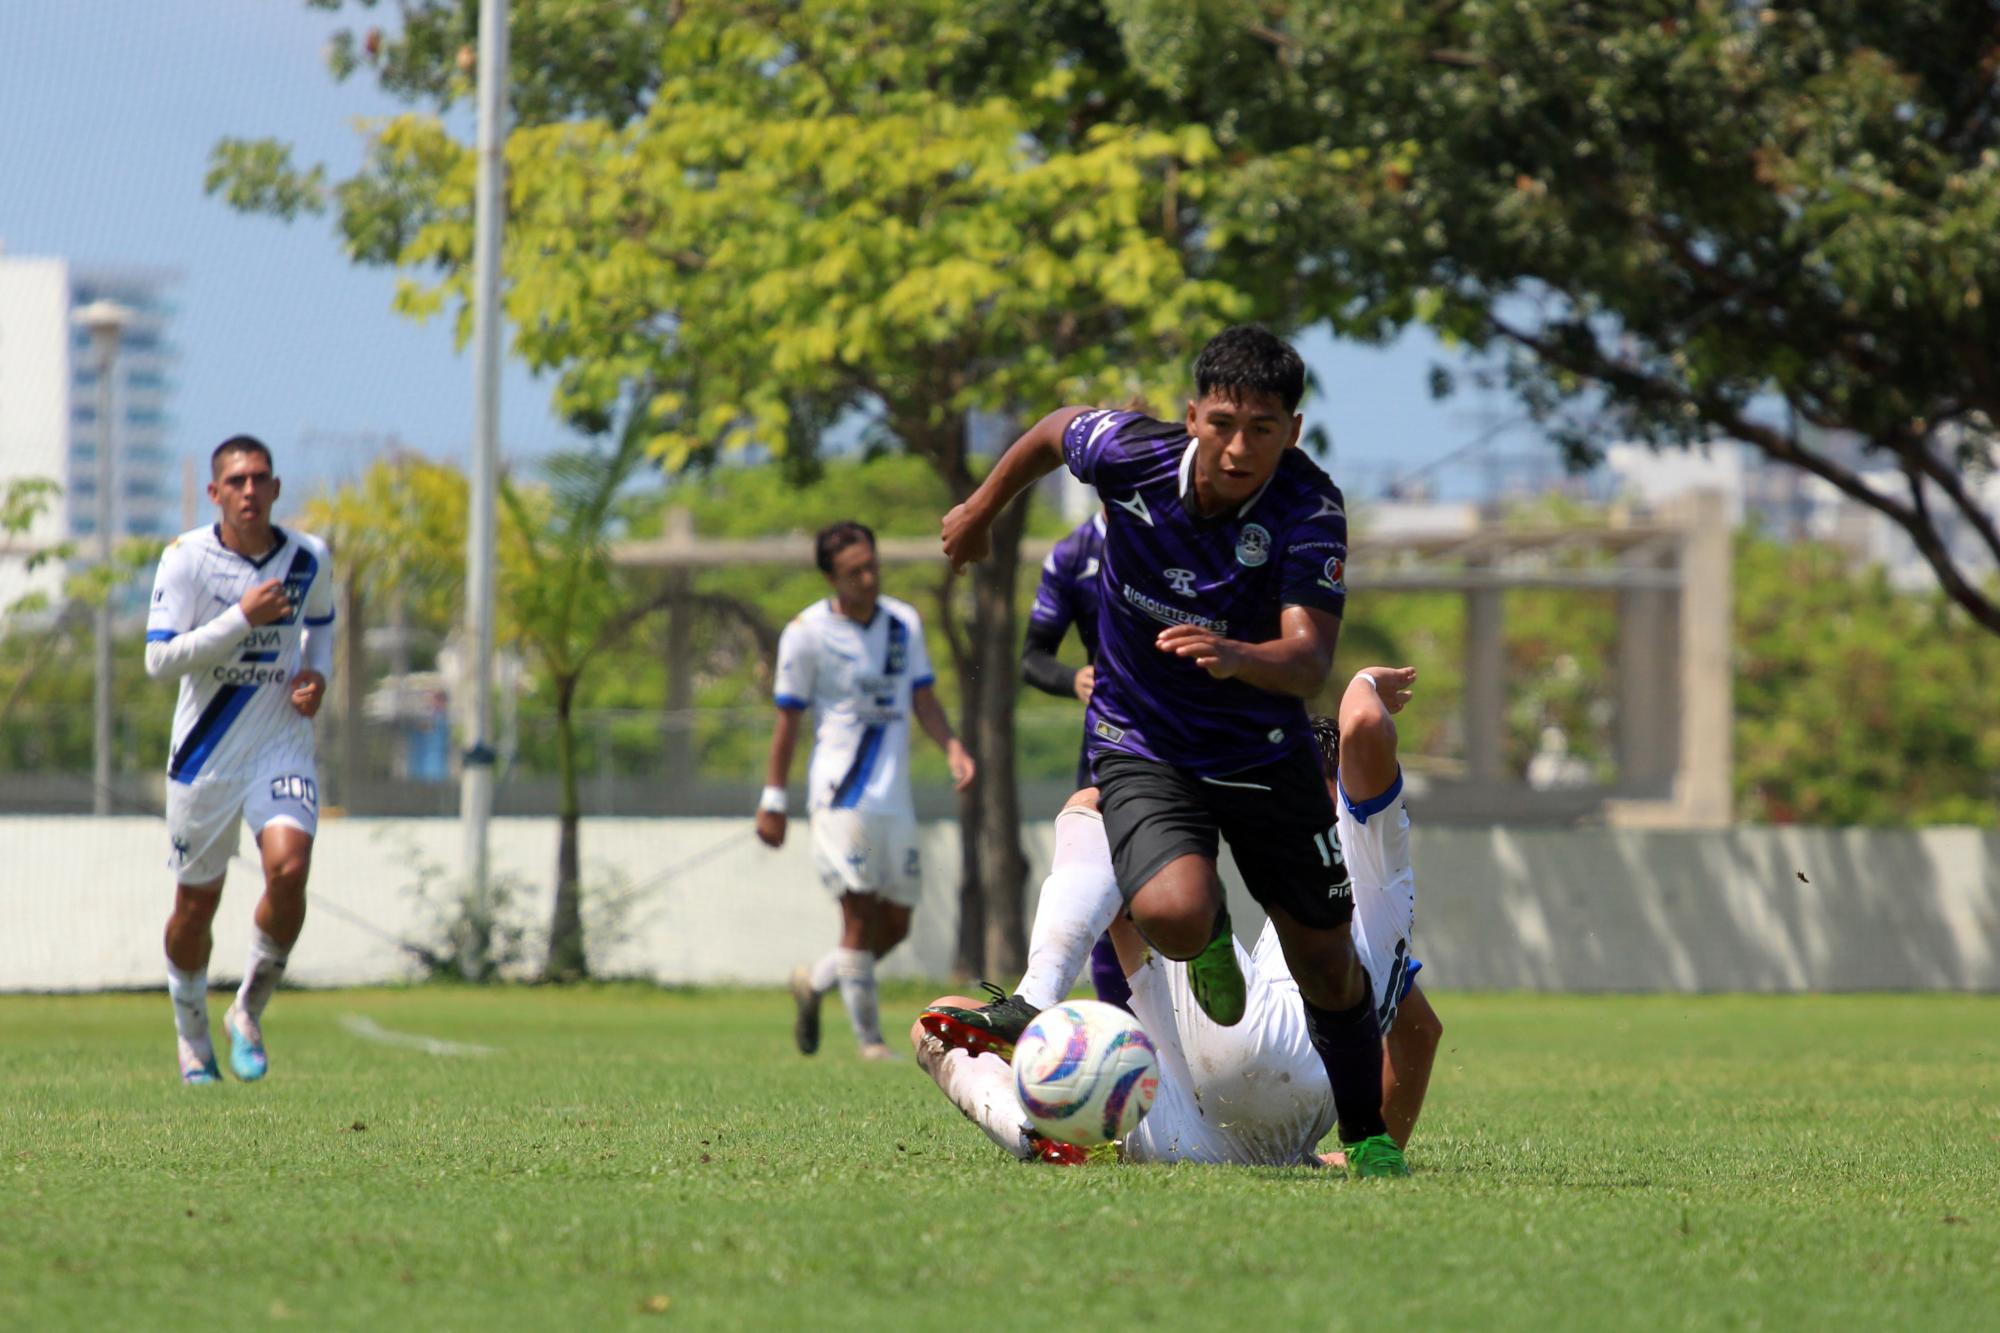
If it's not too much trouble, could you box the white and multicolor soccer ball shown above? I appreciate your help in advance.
[1013,1001,1160,1148]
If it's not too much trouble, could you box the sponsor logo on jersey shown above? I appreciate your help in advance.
[1163,567,1198,597]
[1093,718,1126,744]
[1310,494,1344,520]
[1235,523,1271,568]
[1321,555,1346,593]
[210,663,290,686]
[1120,583,1227,633]
[1113,492,1154,527]
[1268,728,1285,743]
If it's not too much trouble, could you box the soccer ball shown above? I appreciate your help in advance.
[1013,1001,1160,1147]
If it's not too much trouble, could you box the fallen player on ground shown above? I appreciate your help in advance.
[917,667,1440,1166]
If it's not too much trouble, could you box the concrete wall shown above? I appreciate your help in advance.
[3,816,1996,992]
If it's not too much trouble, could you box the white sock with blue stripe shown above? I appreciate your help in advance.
[167,964,213,1064]
[834,947,883,1047]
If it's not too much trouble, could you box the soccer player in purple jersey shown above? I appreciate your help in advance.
[941,326,1408,1175]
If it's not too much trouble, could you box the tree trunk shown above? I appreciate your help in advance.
[545,672,588,980]
[966,494,1033,978]
[952,643,988,978]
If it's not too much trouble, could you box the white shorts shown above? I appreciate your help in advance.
[1122,931,1334,1167]
[809,808,922,907]
[165,759,320,885]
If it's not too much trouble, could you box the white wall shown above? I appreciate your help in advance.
[2,815,1996,992]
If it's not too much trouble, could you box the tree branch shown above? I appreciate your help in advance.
[1491,314,2000,634]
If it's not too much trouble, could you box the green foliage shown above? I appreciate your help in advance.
[1110,0,2000,628]
[1735,530,2000,824]
[5,990,1999,1328]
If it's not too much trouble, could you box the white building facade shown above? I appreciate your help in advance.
[0,249,179,610]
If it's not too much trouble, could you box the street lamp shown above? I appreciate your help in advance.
[73,298,133,817]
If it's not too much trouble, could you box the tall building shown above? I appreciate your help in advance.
[0,247,180,610]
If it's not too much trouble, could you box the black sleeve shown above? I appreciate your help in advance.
[1020,615,1080,698]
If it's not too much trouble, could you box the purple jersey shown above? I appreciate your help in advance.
[1063,408,1349,777]
[1028,513,1106,665]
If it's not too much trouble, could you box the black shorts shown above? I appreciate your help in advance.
[1093,745,1354,930]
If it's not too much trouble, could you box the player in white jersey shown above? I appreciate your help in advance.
[756,522,975,1060]
[143,436,335,1086]
[915,666,1440,1167]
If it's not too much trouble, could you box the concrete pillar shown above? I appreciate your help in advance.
[1464,566,1506,784]
[1670,490,1733,826]
[1616,575,1677,793]
[661,509,696,797]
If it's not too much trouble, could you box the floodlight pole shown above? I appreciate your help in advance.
[74,300,133,817]
[460,0,509,970]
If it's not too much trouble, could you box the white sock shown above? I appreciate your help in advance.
[167,964,212,1061]
[1015,807,1122,1011]
[808,949,841,995]
[833,946,883,1046]
[236,927,289,1022]
[916,1040,1033,1160]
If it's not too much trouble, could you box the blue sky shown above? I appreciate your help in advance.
[0,1,1524,508]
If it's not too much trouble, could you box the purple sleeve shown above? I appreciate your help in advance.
[1061,409,1141,486]
[1027,544,1077,638]
[1277,491,1350,618]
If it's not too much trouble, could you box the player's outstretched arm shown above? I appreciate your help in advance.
[756,706,803,847]
[1155,603,1342,698]
[1335,666,1415,803]
[941,408,1088,572]
[912,684,975,791]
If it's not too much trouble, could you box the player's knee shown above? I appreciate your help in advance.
[170,884,223,928]
[267,853,311,889]
[1128,879,1217,959]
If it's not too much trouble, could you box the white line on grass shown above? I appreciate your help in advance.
[339,1014,499,1057]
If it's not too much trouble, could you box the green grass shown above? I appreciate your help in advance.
[3,987,1996,1331]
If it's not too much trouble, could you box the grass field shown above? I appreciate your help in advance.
[3,986,1996,1331]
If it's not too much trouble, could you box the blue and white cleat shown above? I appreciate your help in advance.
[224,1005,268,1082]
[178,1038,222,1086]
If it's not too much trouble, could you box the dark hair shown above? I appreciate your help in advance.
[1309,713,1339,780]
[211,434,274,477]
[814,520,876,574]
[1193,325,1306,414]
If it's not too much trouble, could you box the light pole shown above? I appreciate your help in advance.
[73,299,133,817]
[461,0,508,970]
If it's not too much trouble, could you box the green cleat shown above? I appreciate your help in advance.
[1346,1134,1411,1178]
[1186,916,1246,1027]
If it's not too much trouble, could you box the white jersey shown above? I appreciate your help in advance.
[1122,768,1419,1166]
[145,524,335,786]
[773,595,934,815]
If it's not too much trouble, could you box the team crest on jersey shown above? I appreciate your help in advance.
[1235,523,1271,568]
[1163,568,1197,597]
[1082,557,1100,579]
[1321,555,1346,592]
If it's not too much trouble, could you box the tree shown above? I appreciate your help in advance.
[301,452,469,804]
[498,417,669,979]
[1109,0,2000,630]
[209,0,1269,976]
[302,436,673,978]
